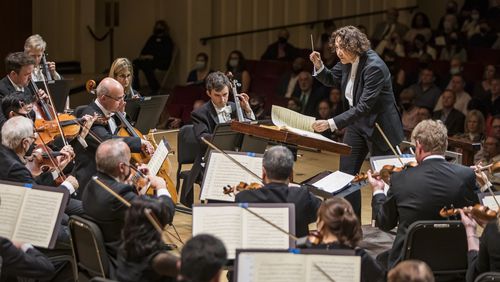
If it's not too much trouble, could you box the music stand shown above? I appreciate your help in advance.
[125,95,169,134]
[36,80,70,113]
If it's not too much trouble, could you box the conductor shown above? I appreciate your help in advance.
[310,26,404,217]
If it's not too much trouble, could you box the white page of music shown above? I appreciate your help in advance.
[192,206,243,259]
[271,105,315,132]
[242,207,290,250]
[237,252,306,282]
[305,254,361,282]
[0,185,26,239]
[201,152,262,201]
[371,156,416,172]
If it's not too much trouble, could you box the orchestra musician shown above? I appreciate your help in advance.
[109,57,141,99]
[367,119,480,270]
[24,34,62,81]
[73,77,155,192]
[235,146,321,237]
[310,25,404,217]
[81,139,175,257]
[181,71,254,206]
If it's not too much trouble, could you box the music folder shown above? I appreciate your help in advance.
[0,180,69,249]
[301,171,362,199]
[36,80,70,113]
[124,95,169,134]
[234,248,360,282]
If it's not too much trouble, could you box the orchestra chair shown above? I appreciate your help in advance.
[475,272,500,282]
[402,220,468,279]
[176,124,199,193]
[69,216,115,281]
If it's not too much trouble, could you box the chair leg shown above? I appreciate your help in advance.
[166,223,184,245]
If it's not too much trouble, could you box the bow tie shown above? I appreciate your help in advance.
[217,106,232,115]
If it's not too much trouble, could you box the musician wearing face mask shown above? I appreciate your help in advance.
[261,28,299,62]
[181,71,254,206]
[187,52,213,85]
[82,139,175,257]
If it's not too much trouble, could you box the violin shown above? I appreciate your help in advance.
[352,161,418,184]
[439,204,499,222]
[296,230,323,248]
[25,145,63,176]
[222,182,263,196]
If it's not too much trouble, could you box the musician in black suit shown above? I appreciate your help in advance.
[73,78,154,194]
[0,236,55,281]
[310,26,404,217]
[181,71,254,206]
[82,139,175,257]
[235,146,321,237]
[432,89,465,136]
[368,120,480,270]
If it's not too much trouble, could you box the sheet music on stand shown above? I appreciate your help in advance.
[235,249,360,282]
[200,150,263,202]
[192,203,295,259]
[138,139,171,194]
[370,155,417,171]
[478,191,500,210]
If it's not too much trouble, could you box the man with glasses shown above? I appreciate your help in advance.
[73,77,155,194]
[82,139,174,257]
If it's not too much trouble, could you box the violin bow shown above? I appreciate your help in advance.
[374,122,404,166]
[38,76,69,147]
[92,176,131,207]
[37,133,67,180]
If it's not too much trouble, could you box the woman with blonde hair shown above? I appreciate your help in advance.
[24,34,61,81]
[109,58,141,99]
[455,110,485,142]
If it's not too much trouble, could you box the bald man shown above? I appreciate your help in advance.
[73,78,154,195]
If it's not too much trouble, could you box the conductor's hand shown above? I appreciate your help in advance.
[309,51,323,71]
[312,120,330,132]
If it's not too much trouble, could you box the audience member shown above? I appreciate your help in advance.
[455,110,486,142]
[320,36,340,69]
[485,0,500,30]
[472,65,496,100]
[277,57,306,98]
[404,12,432,43]
[483,76,500,116]
[438,32,468,61]
[475,135,500,164]
[437,0,460,32]
[328,87,344,117]
[415,106,433,124]
[461,7,482,39]
[178,234,227,282]
[316,19,337,50]
[433,89,466,135]
[372,8,409,43]
[439,57,463,89]
[287,97,302,113]
[375,31,406,57]
[387,260,435,282]
[435,14,460,44]
[293,71,326,116]
[408,34,437,60]
[382,50,406,99]
[225,50,251,93]
[435,74,471,115]
[316,100,335,140]
[400,88,420,131]
[409,68,442,110]
[469,20,497,47]
[133,20,174,94]
[261,29,298,62]
[186,52,212,85]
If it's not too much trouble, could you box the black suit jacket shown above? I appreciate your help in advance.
[0,237,55,281]
[73,101,142,194]
[235,182,321,237]
[466,220,500,282]
[371,158,479,268]
[432,108,465,136]
[314,49,404,152]
[260,41,298,62]
[82,172,175,257]
[292,86,328,116]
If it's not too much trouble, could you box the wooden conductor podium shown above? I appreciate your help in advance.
[230,121,352,155]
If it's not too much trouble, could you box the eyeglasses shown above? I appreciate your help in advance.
[105,94,125,102]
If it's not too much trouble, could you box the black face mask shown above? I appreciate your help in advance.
[24,142,36,157]
[401,102,413,111]
[278,37,288,44]
[154,28,164,35]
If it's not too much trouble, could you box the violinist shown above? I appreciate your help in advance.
[368,119,480,270]
[460,209,500,281]
[81,139,175,257]
[234,146,321,237]
[73,77,155,192]
[116,196,178,282]
[109,57,141,100]
[0,91,35,129]
[181,71,254,206]
[308,197,384,282]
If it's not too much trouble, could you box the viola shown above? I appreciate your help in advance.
[25,145,63,177]
[222,181,263,196]
[352,161,418,184]
[439,204,499,222]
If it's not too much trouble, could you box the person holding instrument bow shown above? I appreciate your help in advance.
[24,34,61,81]
[310,26,404,218]
[82,139,175,258]
[73,77,155,193]
[368,119,481,270]
[181,71,254,206]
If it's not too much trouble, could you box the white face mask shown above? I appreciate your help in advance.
[229,59,239,68]
[195,61,206,70]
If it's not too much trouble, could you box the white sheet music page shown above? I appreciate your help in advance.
[312,171,354,194]
[0,184,26,239]
[481,195,500,210]
[147,139,169,175]
[242,207,290,250]
[271,105,315,132]
[306,254,361,282]
[237,252,306,282]
[200,152,262,201]
[371,156,416,171]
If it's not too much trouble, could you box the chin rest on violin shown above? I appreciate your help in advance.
[439,204,499,222]
[223,182,263,196]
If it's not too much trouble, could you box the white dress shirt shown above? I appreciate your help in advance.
[95,99,117,134]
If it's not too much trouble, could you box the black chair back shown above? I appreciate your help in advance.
[475,272,500,282]
[176,124,200,191]
[402,220,468,275]
[69,215,113,281]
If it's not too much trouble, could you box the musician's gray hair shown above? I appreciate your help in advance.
[24,34,47,52]
[205,71,230,92]
[411,119,448,155]
[96,139,130,175]
[263,146,294,181]
[1,116,33,150]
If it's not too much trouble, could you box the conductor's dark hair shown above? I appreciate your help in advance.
[120,196,173,262]
[179,234,227,282]
[1,91,34,116]
[329,26,371,56]
[318,197,362,247]
[263,146,294,181]
[205,71,230,92]
[5,52,35,74]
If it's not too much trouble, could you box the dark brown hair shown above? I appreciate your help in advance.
[329,26,371,56]
[317,197,362,247]
[5,52,35,74]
